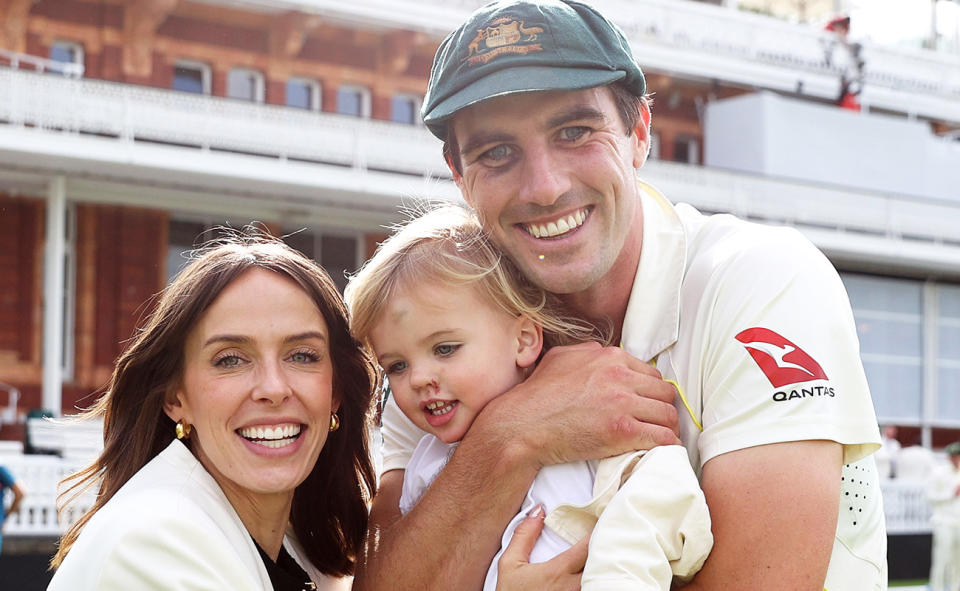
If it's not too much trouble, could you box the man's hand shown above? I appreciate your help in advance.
[469,342,681,470]
[356,342,680,591]
[497,506,588,591]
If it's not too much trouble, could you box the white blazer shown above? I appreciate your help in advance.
[49,440,350,590]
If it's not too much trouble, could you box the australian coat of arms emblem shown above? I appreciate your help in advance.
[464,18,545,65]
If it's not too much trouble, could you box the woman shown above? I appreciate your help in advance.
[49,236,377,590]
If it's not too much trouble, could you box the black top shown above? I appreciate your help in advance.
[253,537,317,591]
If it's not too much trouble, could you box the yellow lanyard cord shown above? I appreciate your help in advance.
[650,359,703,432]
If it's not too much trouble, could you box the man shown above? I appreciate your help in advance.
[0,464,26,554]
[356,1,886,589]
[928,442,960,591]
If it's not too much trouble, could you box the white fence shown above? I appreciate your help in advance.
[881,480,934,535]
[0,424,936,537]
[0,67,449,179]
[288,0,960,122]
[4,66,960,249]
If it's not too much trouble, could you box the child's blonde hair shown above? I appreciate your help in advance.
[345,204,607,353]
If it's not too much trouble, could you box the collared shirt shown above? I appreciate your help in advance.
[381,183,887,589]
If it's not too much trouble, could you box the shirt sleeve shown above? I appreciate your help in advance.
[694,227,881,466]
[379,394,428,474]
[580,445,713,591]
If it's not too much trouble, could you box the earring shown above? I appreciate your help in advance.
[329,413,340,432]
[175,420,192,440]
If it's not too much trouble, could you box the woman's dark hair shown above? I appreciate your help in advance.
[53,234,378,577]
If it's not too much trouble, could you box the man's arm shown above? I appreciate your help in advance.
[680,440,842,591]
[354,343,680,591]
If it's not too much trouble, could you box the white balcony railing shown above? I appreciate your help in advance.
[283,0,960,123]
[0,67,450,179]
[4,65,960,256]
[0,447,935,537]
[0,48,84,78]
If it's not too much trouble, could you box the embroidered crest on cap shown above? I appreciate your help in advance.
[735,327,828,388]
[463,18,545,65]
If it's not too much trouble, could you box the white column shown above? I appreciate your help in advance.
[42,176,66,417]
[922,280,938,449]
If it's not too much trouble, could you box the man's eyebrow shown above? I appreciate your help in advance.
[545,105,608,130]
[460,131,515,157]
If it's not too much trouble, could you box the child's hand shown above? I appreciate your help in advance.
[497,505,587,591]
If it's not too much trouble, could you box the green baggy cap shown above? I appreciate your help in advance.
[421,0,646,139]
[946,441,960,456]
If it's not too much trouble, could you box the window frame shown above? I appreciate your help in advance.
[173,59,212,95]
[390,93,422,126]
[227,67,266,103]
[336,84,372,118]
[49,40,84,77]
[286,77,322,111]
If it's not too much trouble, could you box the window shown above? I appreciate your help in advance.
[49,41,83,77]
[286,78,321,110]
[166,220,206,283]
[166,220,246,283]
[842,273,924,422]
[168,221,360,294]
[648,130,661,160]
[228,68,265,102]
[173,60,211,94]
[337,85,370,118]
[390,94,420,125]
[673,135,700,164]
[283,231,360,293]
[938,285,960,422]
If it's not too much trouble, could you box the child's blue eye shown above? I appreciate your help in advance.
[435,343,461,357]
[386,361,407,374]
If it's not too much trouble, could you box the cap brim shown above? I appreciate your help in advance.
[424,66,626,135]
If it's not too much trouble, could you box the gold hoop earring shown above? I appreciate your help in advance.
[175,420,192,440]
[329,413,340,432]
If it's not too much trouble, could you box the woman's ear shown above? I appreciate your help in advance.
[162,384,187,424]
[515,317,543,370]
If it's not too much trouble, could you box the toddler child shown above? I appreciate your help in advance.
[345,205,712,590]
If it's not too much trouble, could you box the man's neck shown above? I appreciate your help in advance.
[561,198,644,344]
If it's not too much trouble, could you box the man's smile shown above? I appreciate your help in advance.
[521,206,591,239]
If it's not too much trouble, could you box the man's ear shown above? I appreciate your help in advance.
[444,152,464,186]
[515,317,544,370]
[632,102,652,169]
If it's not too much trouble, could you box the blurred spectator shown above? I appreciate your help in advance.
[897,440,938,482]
[928,442,960,591]
[875,425,902,479]
[822,15,865,110]
[0,464,26,554]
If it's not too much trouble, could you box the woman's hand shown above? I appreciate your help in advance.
[496,506,588,591]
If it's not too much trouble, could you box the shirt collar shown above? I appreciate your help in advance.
[620,182,687,361]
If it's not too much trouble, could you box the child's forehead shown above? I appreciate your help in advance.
[374,277,511,332]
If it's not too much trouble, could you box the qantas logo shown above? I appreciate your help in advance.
[735,327,828,388]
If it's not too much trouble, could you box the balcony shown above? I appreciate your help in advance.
[229,0,960,124]
[2,65,960,275]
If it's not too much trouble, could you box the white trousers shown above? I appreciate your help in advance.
[930,523,960,591]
